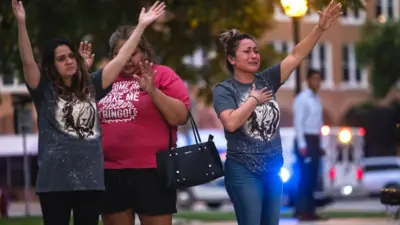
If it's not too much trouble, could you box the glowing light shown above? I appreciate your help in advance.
[280,167,290,183]
[378,15,387,23]
[341,185,353,196]
[358,128,365,136]
[338,128,352,144]
[280,0,308,18]
[321,125,330,136]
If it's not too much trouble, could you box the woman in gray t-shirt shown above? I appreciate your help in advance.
[213,2,342,225]
[11,0,165,224]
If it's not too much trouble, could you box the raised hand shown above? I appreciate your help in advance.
[11,0,25,22]
[138,1,166,27]
[79,41,95,70]
[249,84,274,105]
[133,61,157,94]
[317,0,343,31]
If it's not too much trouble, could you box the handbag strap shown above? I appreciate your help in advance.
[168,110,202,150]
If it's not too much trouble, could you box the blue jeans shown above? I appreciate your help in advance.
[224,158,282,225]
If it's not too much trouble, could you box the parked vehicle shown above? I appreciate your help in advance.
[362,156,400,196]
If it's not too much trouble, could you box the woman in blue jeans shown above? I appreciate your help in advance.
[212,2,342,224]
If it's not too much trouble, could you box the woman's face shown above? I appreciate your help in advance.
[112,40,145,76]
[229,38,261,74]
[54,45,77,78]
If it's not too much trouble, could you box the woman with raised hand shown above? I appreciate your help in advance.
[97,7,190,225]
[213,1,342,225]
[11,0,165,224]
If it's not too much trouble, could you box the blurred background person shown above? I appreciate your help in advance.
[293,69,325,221]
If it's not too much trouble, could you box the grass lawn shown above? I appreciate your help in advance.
[0,211,390,224]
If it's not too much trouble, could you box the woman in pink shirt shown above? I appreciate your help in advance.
[97,22,190,225]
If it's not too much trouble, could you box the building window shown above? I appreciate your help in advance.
[307,42,333,89]
[340,5,366,25]
[272,41,332,89]
[341,44,368,89]
[376,0,399,21]
[272,41,295,89]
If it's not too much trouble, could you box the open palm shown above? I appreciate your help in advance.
[133,61,157,94]
[138,1,166,26]
[11,0,25,21]
[79,41,95,70]
[317,1,343,31]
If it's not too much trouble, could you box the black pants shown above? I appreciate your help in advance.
[38,191,102,225]
[295,135,321,215]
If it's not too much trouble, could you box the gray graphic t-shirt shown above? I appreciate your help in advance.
[27,70,111,193]
[213,64,284,174]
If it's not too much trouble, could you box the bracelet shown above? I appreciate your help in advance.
[249,95,259,105]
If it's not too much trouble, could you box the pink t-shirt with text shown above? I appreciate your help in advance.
[97,65,190,169]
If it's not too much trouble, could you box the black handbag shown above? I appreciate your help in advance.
[156,111,224,189]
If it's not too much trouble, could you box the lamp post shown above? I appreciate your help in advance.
[280,0,308,95]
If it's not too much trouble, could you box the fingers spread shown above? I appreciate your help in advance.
[149,1,159,12]
[87,42,92,54]
[140,7,146,15]
[154,1,165,13]
[151,69,157,79]
[326,0,334,12]
[133,75,141,81]
[138,62,145,74]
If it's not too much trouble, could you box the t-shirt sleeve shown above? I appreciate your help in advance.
[26,73,49,105]
[213,84,237,117]
[259,63,282,93]
[157,66,190,108]
[91,69,112,102]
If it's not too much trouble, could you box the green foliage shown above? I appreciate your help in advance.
[356,20,400,98]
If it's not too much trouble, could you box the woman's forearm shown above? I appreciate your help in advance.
[18,21,36,64]
[17,21,40,89]
[291,25,324,60]
[150,88,189,126]
[280,25,324,82]
[221,98,258,132]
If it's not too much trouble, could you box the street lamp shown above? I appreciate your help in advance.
[280,0,308,95]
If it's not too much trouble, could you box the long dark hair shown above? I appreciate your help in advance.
[40,38,93,102]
